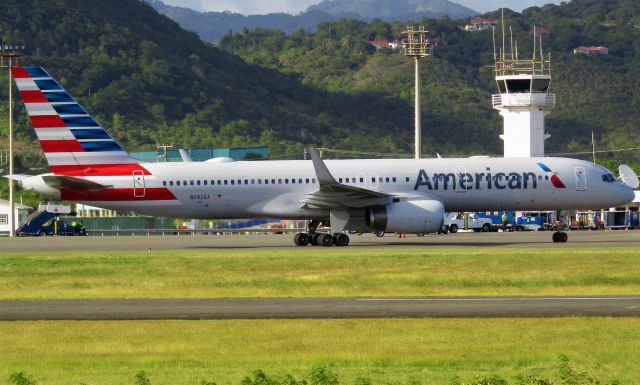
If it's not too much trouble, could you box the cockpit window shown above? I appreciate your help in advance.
[602,174,616,183]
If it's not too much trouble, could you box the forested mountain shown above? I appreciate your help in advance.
[221,0,640,162]
[147,0,476,44]
[146,0,336,43]
[0,0,417,171]
[0,0,638,175]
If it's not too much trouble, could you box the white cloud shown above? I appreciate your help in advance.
[162,0,565,15]
[163,0,319,15]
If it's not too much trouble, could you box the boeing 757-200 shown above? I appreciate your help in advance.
[8,66,636,246]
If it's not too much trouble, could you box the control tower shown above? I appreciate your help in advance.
[492,30,555,158]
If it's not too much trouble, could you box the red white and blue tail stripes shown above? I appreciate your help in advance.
[10,66,140,176]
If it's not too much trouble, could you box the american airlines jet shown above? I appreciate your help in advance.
[8,66,637,246]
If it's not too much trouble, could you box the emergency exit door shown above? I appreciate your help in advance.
[133,170,146,198]
[574,167,586,191]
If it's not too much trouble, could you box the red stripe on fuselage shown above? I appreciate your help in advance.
[20,90,48,103]
[31,115,66,128]
[10,66,30,78]
[60,188,177,201]
[40,140,84,153]
[50,163,152,177]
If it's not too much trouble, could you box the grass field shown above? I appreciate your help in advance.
[2,318,639,385]
[1,247,640,299]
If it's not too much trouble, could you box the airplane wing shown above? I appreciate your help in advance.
[41,175,111,191]
[301,148,392,209]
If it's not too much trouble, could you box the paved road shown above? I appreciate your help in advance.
[0,230,639,252]
[1,297,639,320]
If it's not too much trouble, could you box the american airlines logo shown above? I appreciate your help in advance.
[536,163,566,188]
[413,169,539,191]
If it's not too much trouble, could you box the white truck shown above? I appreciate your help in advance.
[444,212,492,233]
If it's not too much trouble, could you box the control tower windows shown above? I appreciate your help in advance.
[505,79,531,93]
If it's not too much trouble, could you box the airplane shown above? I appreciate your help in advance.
[7,66,637,246]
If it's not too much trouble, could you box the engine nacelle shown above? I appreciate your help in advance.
[366,200,445,234]
[19,174,61,199]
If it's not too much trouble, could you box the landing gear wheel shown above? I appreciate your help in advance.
[319,233,334,247]
[449,224,459,233]
[294,232,310,246]
[311,232,323,246]
[552,232,568,243]
[373,229,385,237]
[333,233,350,247]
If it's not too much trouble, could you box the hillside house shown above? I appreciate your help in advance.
[464,17,498,31]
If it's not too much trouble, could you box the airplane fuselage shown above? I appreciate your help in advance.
[52,157,633,219]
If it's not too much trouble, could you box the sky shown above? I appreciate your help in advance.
[161,0,564,14]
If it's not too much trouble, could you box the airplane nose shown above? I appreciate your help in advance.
[623,185,636,203]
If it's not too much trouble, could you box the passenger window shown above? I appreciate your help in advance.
[203,180,207,186]
[190,181,194,186]
[352,178,356,183]
[251,179,255,184]
[183,180,187,185]
[272,179,276,184]
[405,177,409,182]
[305,178,310,183]
[278,179,282,184]
[224,180,228,185]
[177,181,181,186]
[258,179,262,185]
[312,178,316,183]
[162,181,166,186]
[339,178,343,183]
[244,180,248,185]
[265,179,269,185]
[299,179,302,184]
[169,181,174,186]
[285,179,289,184]
[197,180,201,186]
[385,177,390,183]
[392,177,396,183]
[217,181,221,185]
[231,180,235,185]
[360,177,364,183]
[291,179,295,184]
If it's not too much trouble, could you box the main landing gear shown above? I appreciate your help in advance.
[552,210,568,243]
[293,220,350,247]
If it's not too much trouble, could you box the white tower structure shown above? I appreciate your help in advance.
[492,28,555,158]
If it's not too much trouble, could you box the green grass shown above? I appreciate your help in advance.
[1,248,640,299]
[1,318,639,385]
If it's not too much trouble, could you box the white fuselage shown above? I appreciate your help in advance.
[65,157,635,219]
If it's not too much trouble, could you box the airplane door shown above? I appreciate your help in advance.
[133,170,145,198]
[574,167,586,191]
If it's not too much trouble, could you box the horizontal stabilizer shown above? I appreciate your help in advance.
[41,175,111,191]
[3,174,32,181]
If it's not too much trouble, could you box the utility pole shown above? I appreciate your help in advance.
[403,26,432,159]
[1,44,24,237]
[157,143,173,162]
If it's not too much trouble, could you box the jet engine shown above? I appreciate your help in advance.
[366,199,445,234]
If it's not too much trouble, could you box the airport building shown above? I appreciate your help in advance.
[0,199,31,232]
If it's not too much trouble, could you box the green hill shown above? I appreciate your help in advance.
[220,0,640,162]
[0,0,414,172]
[0,0,638,174]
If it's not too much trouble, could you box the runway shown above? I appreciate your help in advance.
[0,230,639,252]
[1,297,639,320]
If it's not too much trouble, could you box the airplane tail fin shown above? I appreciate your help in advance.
[10,66,142,176]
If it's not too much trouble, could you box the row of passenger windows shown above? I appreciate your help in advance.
[161,176,412,187]
[163,178,317,187]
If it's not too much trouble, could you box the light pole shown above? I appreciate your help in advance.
[1,44,24,237]
[403,26,432,159]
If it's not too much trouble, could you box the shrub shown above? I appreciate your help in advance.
[9,372,36,385]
